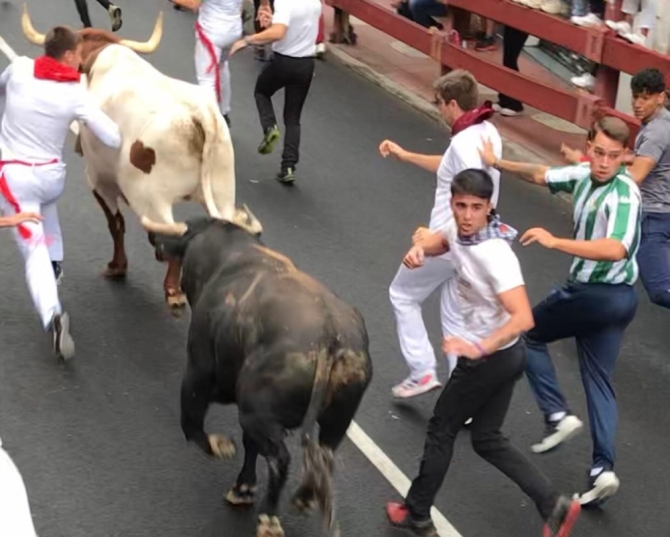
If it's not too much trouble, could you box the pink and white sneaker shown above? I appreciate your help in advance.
[392,372,442,399]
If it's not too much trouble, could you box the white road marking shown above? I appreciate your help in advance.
[0,32,464,537]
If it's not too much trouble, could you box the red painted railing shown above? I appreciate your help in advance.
[326,0,669,145]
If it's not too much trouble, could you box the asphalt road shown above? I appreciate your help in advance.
[1,1,669,536]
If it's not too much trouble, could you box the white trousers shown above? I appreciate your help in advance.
[622,0,656,29]
[195,20,243,116]
[389,255,463,381]
[0,161,65,329]
[0,439,38,537]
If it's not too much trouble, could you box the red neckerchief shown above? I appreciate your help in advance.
[33,55,81,83]
[451,101,494,136]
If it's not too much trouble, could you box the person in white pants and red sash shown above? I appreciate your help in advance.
[177,0,244,127]
[379,70,502,399]
[0,26,121,361]
[0,436,38,537]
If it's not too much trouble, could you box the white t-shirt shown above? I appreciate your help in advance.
[198,0,243,33]
[430,121,502,233]
[0,57,121,162]
[271,0,322,57]
[442,220,524,351]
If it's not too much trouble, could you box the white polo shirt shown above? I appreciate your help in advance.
[271,0,322,58]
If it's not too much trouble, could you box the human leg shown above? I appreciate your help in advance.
[254,57,285,155]
[278,56,315,181]
[73,0,92,27]
[389,257,455,398]
[41,200,64,284]
[637,212,670,308]
[574,285,636,506]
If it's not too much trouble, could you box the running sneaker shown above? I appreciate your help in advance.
[386,503,437,536]
[392,372,441,399]
[543,495,581,537]
[531,415,584,454]
[276,167,296,185]
[578,470,620,508]
[108,5,122,32]
[51,312,75,361]
[258,125,281,155]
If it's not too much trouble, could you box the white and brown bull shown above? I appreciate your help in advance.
[20,4,236,310]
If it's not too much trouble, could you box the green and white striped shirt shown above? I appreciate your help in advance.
[545,163,642,285]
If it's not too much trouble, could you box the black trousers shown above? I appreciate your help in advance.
[498,26,528,112]
[405,340,558,521]
[254,52,315,171]
[74,0,112,27]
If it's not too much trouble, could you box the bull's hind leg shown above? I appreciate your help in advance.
[92,190,128,279]
[239,414,290,537]
[225,432,259,506]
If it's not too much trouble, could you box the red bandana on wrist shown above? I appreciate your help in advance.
[33,55,81,83]
[451,101,495,136]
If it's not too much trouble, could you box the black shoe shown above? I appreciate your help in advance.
[108,5,122,32]
[276,167,295,185]
[51,312,75,361]
[475,35,496,51]
[542,495,581,536]
[52,261,63,285]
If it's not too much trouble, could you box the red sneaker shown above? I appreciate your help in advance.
[542,496,581,537]
[386,502,437,536]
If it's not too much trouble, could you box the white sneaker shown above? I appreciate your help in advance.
[605,19,631,34]
[316,42,326,56]
[578,471,620,506]
[531,414,584,453]
[571,13,603,27]
[540,0,564,14]
[392,372,442,399]
[493,103,521,117]
[571,73,596,91]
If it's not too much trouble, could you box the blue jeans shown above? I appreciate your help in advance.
[524,282,637,471]
[409,0,448,28]
[637,212,670,309]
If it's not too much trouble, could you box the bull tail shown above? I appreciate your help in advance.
[300,347,337,531]
[194,102,235,221]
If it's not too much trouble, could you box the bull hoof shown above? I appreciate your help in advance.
[225,483,257,506]
[208,434,236,460]
[291,486,317,514]
[256,514,284,537]
[102,263,127,279]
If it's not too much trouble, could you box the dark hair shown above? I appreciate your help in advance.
[631,68,666,96]
[451,168,494,200]
[433,69,479,111]
[44,26,82,60]
[589,116,630,146]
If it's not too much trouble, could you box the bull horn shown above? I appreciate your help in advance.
[140,216,187,237]
[21,3,46,46]
[120,11,163,54]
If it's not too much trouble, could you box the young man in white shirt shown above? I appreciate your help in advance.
[385,168,581,537]
[0,26,122,361]
[229,0,321,184]
[379,69,502,399]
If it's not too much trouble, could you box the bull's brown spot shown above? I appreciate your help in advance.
[188,118,206,161]
[129,140,157,174]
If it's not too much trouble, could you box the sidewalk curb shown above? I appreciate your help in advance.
[325,45,573,206]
